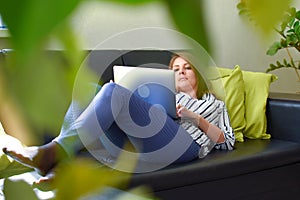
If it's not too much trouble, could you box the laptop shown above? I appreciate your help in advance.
[113,65,177,119]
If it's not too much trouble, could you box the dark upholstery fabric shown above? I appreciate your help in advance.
[154,163,300,200]
[2,49,300,200]
[121,50,173,69]
[267,93,300,143]
[126,93,300,199]
[86,50,124,84]
[129,139,300,191]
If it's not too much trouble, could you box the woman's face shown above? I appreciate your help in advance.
[171,56,198,95]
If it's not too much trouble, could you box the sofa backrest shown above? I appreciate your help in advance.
[0,49,174,84]
[86,49,173,83]
[2,49,300,144]
[267,93,300,143]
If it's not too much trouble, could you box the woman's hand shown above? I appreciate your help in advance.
[177,104,224,143]
[176,104,199,125]
[177,104,225,143]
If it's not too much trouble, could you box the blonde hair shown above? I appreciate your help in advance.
[169,54,209,99]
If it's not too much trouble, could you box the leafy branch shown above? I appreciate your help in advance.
[237,1,300,82]
[266,7,300,81]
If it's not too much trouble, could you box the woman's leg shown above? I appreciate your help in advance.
[2,100,84,176]
[52,100,87,157]
[3,82,200,175]
[2,88,92,176]
[72,82,200,167]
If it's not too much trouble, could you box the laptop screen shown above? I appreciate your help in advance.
[113,65,177,119]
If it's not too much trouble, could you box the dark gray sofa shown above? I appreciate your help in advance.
[128,94,300,200]
[1,49,300,200]
[87,49,300,200]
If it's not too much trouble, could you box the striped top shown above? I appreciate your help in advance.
[176,92,235,157]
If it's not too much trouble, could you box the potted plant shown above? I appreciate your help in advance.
[265,7,300,83]
[237,2,300,87]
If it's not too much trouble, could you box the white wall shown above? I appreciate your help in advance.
[70,0,181,49]
[71,0,300,94]
[205,0,300,94]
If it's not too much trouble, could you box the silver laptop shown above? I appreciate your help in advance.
[113,65,177,119]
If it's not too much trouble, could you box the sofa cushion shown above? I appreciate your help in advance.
[210,66,246,142]
[129,139,300,191]
[242,70,277,139]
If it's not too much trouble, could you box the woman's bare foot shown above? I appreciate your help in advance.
[2,141,67,176]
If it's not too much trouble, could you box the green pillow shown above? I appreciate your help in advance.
[242,70,278,139]
[210,65,246,142]
[0,122,33,178]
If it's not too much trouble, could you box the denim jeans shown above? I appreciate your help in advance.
[54,82,200,167]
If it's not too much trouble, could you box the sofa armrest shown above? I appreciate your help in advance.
[267,92,300,143]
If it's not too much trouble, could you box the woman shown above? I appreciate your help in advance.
[170,54,234,156]
[3,54,235,183]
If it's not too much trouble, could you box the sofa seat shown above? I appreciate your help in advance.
[129,139,300,191]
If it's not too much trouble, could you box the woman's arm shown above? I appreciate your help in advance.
[197,116,225,143]
[214,104,235,150]
[177,105,225,143]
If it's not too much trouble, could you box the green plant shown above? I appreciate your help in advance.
[266,7,300,81]
[237,0,300,82]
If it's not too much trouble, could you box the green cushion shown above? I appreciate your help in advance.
[242,70,278,139]
[210,65,246,142]
[0,123,33,179]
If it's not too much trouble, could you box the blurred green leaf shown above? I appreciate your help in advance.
[0,0,81,64]
[236,1,253,21]
[287,34,298,45]
[244,0,291,34]
[280,38,287,48]
[2,47,88,139]
[288,7,297,16]
[3,179,39,200]
[0,20,95,140]
[165,0,211,53]
[296,10,300,20]
[294,21,300,34]
[237,2,246,10]
[0,0,84,140]
[121,186,159,200]
[103,0,158,5]
[266,42,282,55]
[289,17,296,27]
[281,14,292,32]
[53,158,131,200]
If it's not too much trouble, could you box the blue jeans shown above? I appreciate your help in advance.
[54,83,200,166]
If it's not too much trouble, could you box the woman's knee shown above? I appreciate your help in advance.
[102,82,117,92]
[96,82,117,98]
